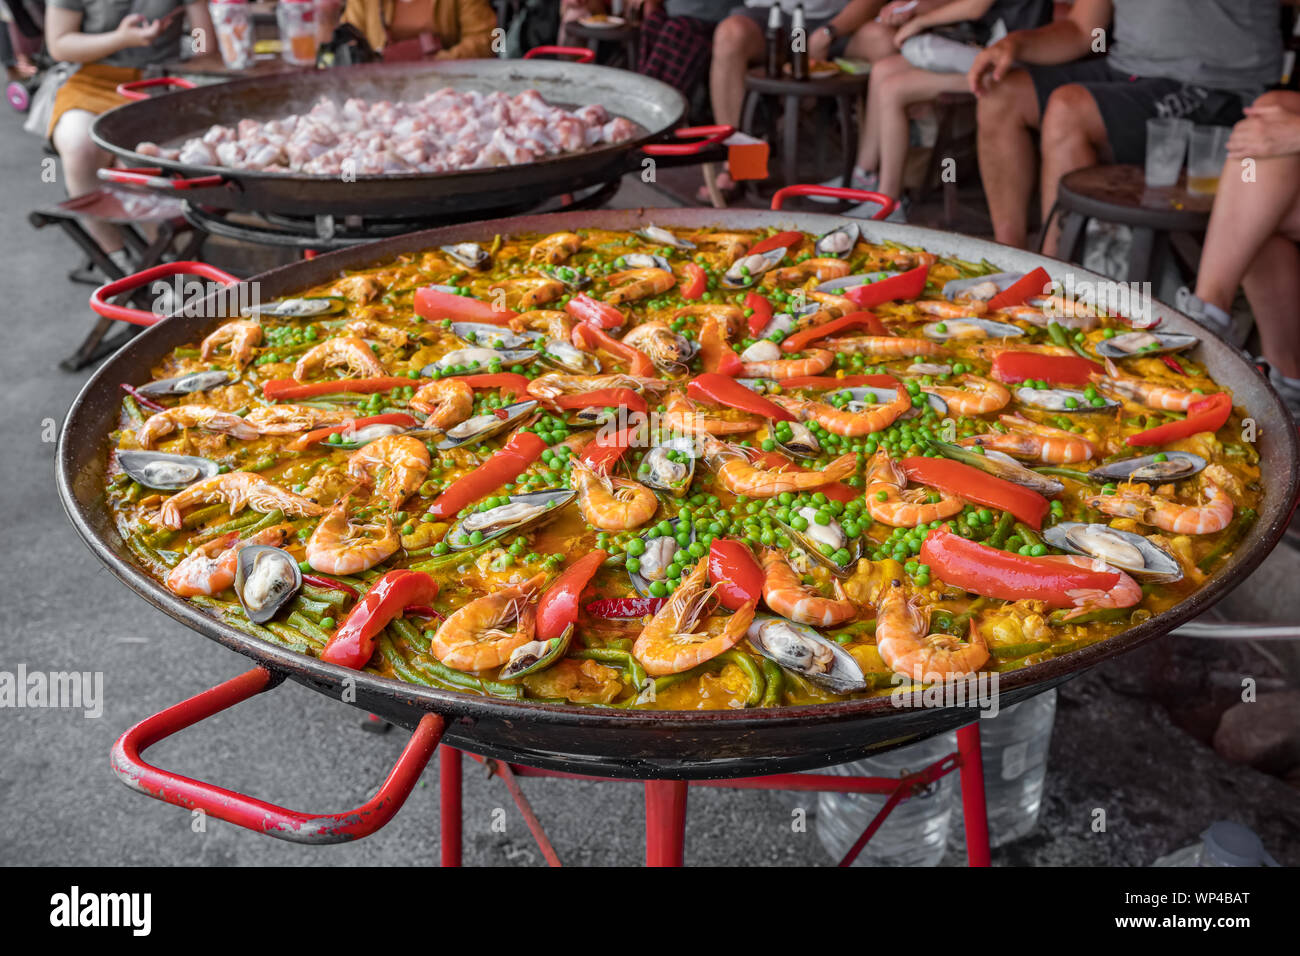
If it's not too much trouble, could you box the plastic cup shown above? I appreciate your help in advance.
[277,0,319,66]
[1143,118,1191,187]
[1187,125,1231,196]
[210,0,254,71]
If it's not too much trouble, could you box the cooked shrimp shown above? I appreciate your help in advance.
[201,320,263,369]
[571,457,658,530]
[702,436,856,497]
[622,321,694,375]
[1086,465,1235,534]
[664,391,761,436]
[806,290,857,317]
[530,232,582,264]
[1043,555,1143,620]
[633,563,757,676]
[864,451,964,527]
[692,232,751,264]
[528,372,667,401]
[998,303,1098,331]
[158,472,323,529]
[293,335,386,381]
[165,526,286,597]
[826,335,947,358]
[138,404,259,448]
[771,384,911,437]
[764,258,852,286]
[305,502,400,574]
[429,573,546,671]
[330,274,383,304]
[604,267,676,305]
[493,276,565,309]
[760,549,857,626]
[875,580,989,681]
[741,346,835,380]
[509,309,573,340]
[346,434,430,509]
[960,414,1096,464]
[409,378,474,430]
[345,318,408,346]
[244,404,351,435]
[1091,357,1202,411]
[916,298,987,318]
[919,374,1011,416]
[873,249,936,271]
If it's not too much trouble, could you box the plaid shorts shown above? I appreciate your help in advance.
[639,6,717,94]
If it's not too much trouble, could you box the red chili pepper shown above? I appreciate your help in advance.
[290,412,419,451]
[262,376,421,401]
[415,287,516,325]
[536,550,608,641]
[680,262,707,300]
[1160,355,1186,376]
[121,382,166,412]
[780,311,888,353]
[698,311,743,376]
[985,267,1052,312]
[754,452,858,502]
[844,263,929,309]
[749,230,802,257]
[427,431,548,519]
[707,539,765,611]
[989,351,1102,386]
[554,388,648,414]
[571,322,656,377]
[1126,392,1232,446]
[580,423,642,474]
[744,292,773,337]
[902,456,1049,530]
[320,570,439,670]
[300,573,359,600]
[584,596,668,618]
[919,528,1118,608]
[565,293,626,330]
[687,372,796,422]
[459,372,532,400]
[777,373,900,391]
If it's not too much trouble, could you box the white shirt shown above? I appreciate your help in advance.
[744,1,845,20]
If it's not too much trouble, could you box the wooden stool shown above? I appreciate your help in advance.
[1040,164,1214,285]
[741,68,872,190]
[566,20,641,71]
[915,90,977,227]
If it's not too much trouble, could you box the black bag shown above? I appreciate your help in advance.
[501,0,561,60]
[318,23,381,68]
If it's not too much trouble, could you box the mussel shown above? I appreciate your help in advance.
[620,253,673,271]
[1096,330,1198,359]
[135,370,233,397]
[771,419,821,458]
[746,614,868,694]
[941,272,1023,302]
[814,270,897,295]
[906,362,953,377]
[777,507,862,578]
[755,311,797,340]
[1014,387,1118,413]
[926,440,1064,495]
[1043,523,1182,582]
[739,340,781,364]
[636,225,696,250]
[498,625,575,680]
[923,318,1025,341]
[117,450,220,491]
[436,399,538,449]
[538,337,601,374]
[422,347,538,376]
[444,488,575,550]
[243,296,343,318]
[1088,451,1206,483]
[813,223,860,259]
[542,263,592,291]
[450,322,538,350]
[441,242,490,270]
[637,437,697,498]
[328,421,412,449]
[722,248,786,288]
[629,518,692,596]
[233,545,302,624]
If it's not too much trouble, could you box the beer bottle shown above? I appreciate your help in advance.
[765,3,786,78]
[790,3,809,80]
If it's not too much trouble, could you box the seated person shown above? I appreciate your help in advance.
[1182,91,1300,414]
[45,0,218,267]
[967,0,1282,254]
[639,0,734,97]
[339,0,496,59]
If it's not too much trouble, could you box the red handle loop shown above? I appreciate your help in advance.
[770,184,899,220]
[110,666,445,844]
[115,76,196,101]
[90,260,241,326]
[98,166,227,191]
[523,45,596,63]
[642,124,735,157]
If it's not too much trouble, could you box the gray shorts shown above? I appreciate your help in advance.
[899,34,981,74]
[727,5,851,58]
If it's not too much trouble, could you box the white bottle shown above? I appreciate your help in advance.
[1153,821,1280,867]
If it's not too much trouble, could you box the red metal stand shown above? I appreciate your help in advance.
[436,720,992,867]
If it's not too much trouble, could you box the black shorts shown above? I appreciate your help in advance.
[727,5,851,58]
[1027,58,1249,165]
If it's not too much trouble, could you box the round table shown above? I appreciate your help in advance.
[566,19,641,71]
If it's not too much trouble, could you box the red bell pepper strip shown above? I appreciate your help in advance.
[1126,392,1232,446]
[754,452,857,502]
[290,412,419,450]
[680,263,707,300]
[536,550,608,641]
[687,372,796,422]
[580,423,643,474]
[320,570,439,670]
[262,376,424,401]
[707,539,765,611]
[698,311,744,376]
[778,373,899,391]
[415,287,516,325]
[844,263,929,309]
[585,596,668,618]
[565,293,626,330]
[1160,355,1186,375]
[427,431,548,519]
[780,311,888,353]
[403,605,444,621]
[121,382,166,412]
[301,573,359,600]
[554,388,648,414]
[744,291,773,337]
[902,456,1049,530]
[749,230,802,257]
[571,321,656,377]
[989,351,1102,386]
[459,372,532,400]
[985,267,1052,312]
[919,528,1118,608]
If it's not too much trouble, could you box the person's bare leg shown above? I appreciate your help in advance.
[709,15,764,129]
[52,109,124,252]
[846,18,897,63]
[1244,232,1300,377]
[1037,84,1111,256]
[854,54,912,173]
[975,70,1041,248]
[874,67,969,198]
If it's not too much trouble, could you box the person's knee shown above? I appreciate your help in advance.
[977,75,1029,131]
[1250,89,1300,115]
[712,15,755,60]
[1041,84,1102,147]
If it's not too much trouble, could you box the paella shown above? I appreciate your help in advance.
[102,223,1262,710]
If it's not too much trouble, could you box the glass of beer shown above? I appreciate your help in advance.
[276,0,320,66]
[1187,125,1232,196]
[1143,118,1191,187]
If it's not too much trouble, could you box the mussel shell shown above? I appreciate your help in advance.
[722,248,786,288]
[756,311,797,339]
[746,614,867,694]
[422,347,538,376]
[813,223,860,259]
[1096,330,1198,359]
[942,272,1022,301]
[1043,522,1183,582]
[441,242,490,270]
[926,440,1064,495]
[1014,387,1119,413]
[436,399,538,449]
[234,545,302,624]
[328,422,410,449]
[450,322,538,350]
[775,512,861,579]
[136,370,234,397]
[814,270,897,295]
[629,518,693,596]
[539,337,601,374]
[636,225,696,250]
[907,362,953,376]
[445,488,575,550]
[542,263,592,291]
[1088,451,1206,483]
[620,253,673,271]
[637,437,697,497]
[923,318,1025,341]
[117,450,220,490]
[771,419,821,458]
[243,296,343,318]
[498,625,574,680]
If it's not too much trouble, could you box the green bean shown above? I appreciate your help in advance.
[989,640,1050,659]
[121,396,145,426]
[1068,337,1095,361]
[572,648,647,693]
[172,347,201,359]
[1014,523,1043,548]
[245,455,278,472]
[1046,321,1069,348]
[286,611,331,645]
[1049,606,1128,625]
[388,616,428,652]
[719,650,765,707]
[124,532,168,569]
[414,656,524,699]
[300,584,348,607]
[948,598,988,632]
[1033,466,1095,482]
[290,594,331,619]
[145,527,179,549]
[266,620,324,651]
[378,634,453,689]
[760,658,784,707]
[182,503,228,529]
[191,596,309,653]
[195,510,262,540]
[244,508,286,536]
[1197,508,1256,572]
[988,511,1016,548]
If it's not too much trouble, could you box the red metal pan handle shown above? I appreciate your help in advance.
[90,260,240,327]
[523,45,596,63]
[642,124,735,157]
[770,184,900,221]
[116,76,196,101]
[110,666,446,844]
[99,166,227,191]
